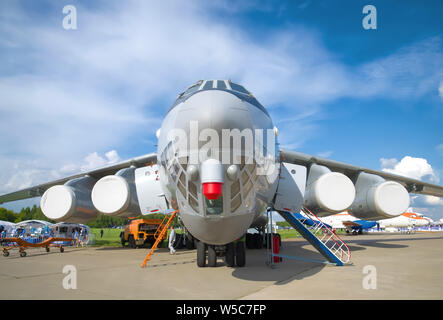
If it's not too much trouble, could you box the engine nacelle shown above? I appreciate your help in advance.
[303,164,356,217]
[92,167,141,217]
[348,172,410,220]
[40,176,98,223]
[92,165,168,217]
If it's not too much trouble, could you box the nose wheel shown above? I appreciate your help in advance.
[225,242,235,267]
[196,241,207,267]
[235,241,246,267]
[196,240,246,268]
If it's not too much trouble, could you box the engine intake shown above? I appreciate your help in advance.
[92,167,141,218]
[348,172,410,220]
[40,176,98,223]
[303,164,356,216]
[92,165,168,217]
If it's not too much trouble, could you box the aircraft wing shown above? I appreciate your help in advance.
[280,149,443,198]
[0,153,157,204]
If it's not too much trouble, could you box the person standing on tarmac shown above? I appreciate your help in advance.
[169,228,176,255]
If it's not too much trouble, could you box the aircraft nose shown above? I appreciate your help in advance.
[177,90,254,136]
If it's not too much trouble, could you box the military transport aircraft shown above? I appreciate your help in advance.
[1,80,442,267]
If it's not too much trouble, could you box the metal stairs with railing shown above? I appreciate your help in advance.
[278,207,351,266]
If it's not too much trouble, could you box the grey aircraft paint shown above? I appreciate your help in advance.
[157,80,279,245]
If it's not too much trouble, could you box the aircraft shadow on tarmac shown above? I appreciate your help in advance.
[350,242,407,249]
[343,242,407,250]
[344,236,443,250]
[95,245,169,251]
[230,240,327,284]
[95,246,133,251]
[230,236,441,283]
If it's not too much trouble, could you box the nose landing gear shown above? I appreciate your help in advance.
[196,239,246,268]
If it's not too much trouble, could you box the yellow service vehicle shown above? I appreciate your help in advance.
[120,218,166,248]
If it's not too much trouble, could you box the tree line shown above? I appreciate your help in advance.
[0,206,181,228]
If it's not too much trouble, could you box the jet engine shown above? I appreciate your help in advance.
[40,176,98,223]
[92,167,141,217]
[303,164,356,217]
[348,172,410,220]
[92,165,168,217]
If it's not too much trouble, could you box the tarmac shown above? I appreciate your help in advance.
[1,232,443,300]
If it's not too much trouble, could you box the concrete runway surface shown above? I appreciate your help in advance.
[1,232,442,299]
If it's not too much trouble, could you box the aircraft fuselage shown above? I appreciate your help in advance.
[156,81,279,245]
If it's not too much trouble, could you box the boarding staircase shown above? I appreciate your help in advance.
[278,207,351,266]
[140,210,177,268]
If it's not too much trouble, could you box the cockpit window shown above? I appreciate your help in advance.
[217,80,227,90]
[229,82,249,94]
[202,80,213,90]
[184,83,201,96]
[167,80,270,117]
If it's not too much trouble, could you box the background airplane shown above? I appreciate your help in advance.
[378,210,432,229]
[1,80,443,267]
[319,209,432,234]
[319,212,377,234]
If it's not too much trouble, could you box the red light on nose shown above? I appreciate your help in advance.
[202,182,223,200]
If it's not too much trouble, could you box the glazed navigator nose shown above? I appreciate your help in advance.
[201,159,224,200]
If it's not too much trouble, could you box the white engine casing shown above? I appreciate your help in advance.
[92,167,141,217]
[40,176,98,223]
[348,172,410,220]
[303,164,356,216]
[92,165,168,217]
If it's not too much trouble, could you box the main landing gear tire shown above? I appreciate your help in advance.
[120,232,125,247]
[207,245,217,267]
[128,236,136,249]
[255,234,263,249]
[225,242,235,267]
[235,242,246,267]
[197,241,207,267]
[186,233,195,250]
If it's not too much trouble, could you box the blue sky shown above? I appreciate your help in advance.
[0,0,442,218]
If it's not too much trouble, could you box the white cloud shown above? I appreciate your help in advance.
[381,156,438,183]
[380,158,398,170]
[60,164,79,174]
[425,195,443,206]
[105,150,120,164]
[410,195,443,221]
[357,37,443,100]
[0,150,121,195]
[381,156,443,220]
[80,150,121,172]
[439,82,443,101]
[81,152,109,172]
